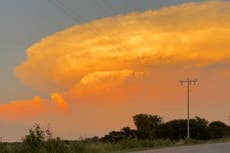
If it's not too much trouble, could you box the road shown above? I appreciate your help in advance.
[130,142,230,153]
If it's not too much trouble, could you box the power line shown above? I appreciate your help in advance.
[179,78,198,139]
[98,0,119,15]
[46,0,157,68]
[94,0,139,56]
[95,0,157,65]
[46,0,131,57]
[47,0,79,24]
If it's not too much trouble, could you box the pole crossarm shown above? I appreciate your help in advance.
[179,78,198,139]
[180,79,198,85]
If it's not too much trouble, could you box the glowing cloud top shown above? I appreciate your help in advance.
[16,1,230,95]
[1,1,230,140]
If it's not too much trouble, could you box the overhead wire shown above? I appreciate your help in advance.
[89,0,136,55]
[97,0,119,15]
[98,0,155,48]
[47,0,128,51]
[46,0,131,57]
[47,0,79,24]
[96,0,154,63]
[95,0,155,61]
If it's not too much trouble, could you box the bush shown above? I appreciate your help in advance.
[208,121,230,139]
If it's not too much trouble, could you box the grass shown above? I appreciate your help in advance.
[0,138,229,153]
[66,137,230,153]
[65,139,176,153]
[110,137,230,153]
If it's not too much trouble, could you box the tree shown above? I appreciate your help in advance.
[121,126,137,139]
[156,119,187,140]
[133,114,163,139]
[156,117,210,140]
[190,117,209,140]
[208,121,230,138]
[22,124,45,152]
[21,124,67,153]
[101,131,126,143]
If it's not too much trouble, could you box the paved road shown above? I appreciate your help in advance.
[130,142,230,153]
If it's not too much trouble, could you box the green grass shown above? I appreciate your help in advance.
[65,139,175,153]
[0,138,229,153]
[66,138,230,153]
[110,137,230,153]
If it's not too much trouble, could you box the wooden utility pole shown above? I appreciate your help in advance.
[180,78,198,139]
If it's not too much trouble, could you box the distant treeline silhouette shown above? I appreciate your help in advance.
[100,114,230,143]
[0,114,230,153]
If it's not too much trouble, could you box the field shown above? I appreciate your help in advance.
[0,137,230,153]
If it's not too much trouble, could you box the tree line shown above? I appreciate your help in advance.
[100,114,230,143]
[0,114,229,153]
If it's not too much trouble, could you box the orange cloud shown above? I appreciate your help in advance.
[0,94,68,121]
[66,70,145,102]
[2,1,230,140]
[15,1,230,97]
[9,1,230,128]
[51,92,69,112]
[0,96,47,120]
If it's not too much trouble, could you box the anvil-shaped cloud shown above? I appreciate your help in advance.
[0,1,230,134]
[15,1,230,94]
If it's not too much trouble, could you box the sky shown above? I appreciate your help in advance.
[0,0,230,141]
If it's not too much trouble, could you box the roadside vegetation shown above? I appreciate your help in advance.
[0,114,230,153]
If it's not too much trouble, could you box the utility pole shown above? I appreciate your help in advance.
[179,78,198,139]
[228,115,230,125]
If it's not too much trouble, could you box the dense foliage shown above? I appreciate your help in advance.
[101,114,230,142]
[0,114,229,153]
